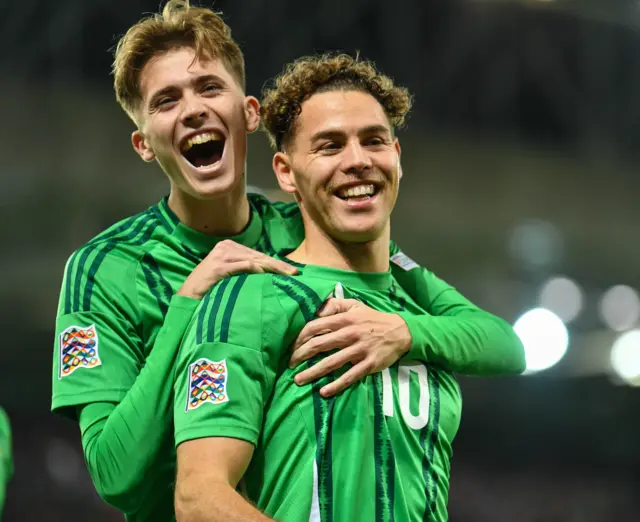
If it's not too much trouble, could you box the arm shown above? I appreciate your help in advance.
[289,250,525,396]
[54,243,296,512]
[74,294,198,511]
[175,438,273,522]
[390,254,526,375]
[173,275,285,522]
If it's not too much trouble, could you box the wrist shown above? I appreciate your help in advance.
[394,314,413,356]
[176,284,202,300]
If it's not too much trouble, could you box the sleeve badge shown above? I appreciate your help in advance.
[58,324,101,379]
[390,251,419,271]
[186,358,229,411]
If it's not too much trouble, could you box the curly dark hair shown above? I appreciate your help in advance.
[260,53,412,151]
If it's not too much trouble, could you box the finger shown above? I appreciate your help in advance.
[316,298,361,318]
[292,314,356,350]
[255,256,299,275]
[294,347,359,386]
[289,328,355,367]
[220,260,266,278]
[212,242,298,275]
[319,360,372,397]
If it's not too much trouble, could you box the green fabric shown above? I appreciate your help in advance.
[52,194,304,521]
[0,407,13,518]
[395,264,525,375]
[52,192,523,522]
[174,265,463,522]
[76,294,198,516]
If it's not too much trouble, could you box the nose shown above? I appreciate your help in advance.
[181,93,208,127]
[343,141,372,174]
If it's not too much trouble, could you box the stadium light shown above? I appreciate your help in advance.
[599,285,640,332]
[610,330,640,386]
[513,308,569,374]
[538,276,583,323]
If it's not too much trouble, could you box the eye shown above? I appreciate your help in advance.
[365,137,385,146]
[202,83,219,93]
[321,142,341,152]
[155,97,176,108]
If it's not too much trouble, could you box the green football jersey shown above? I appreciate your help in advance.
[51,194,304,522]
[0,407,12,517]
[174,264,462,522]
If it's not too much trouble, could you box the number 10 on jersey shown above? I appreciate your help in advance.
[381,363,430,430]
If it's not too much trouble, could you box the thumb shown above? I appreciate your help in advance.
[316,297,361,317]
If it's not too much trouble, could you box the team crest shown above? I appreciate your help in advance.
[59,324,101,379]
[186,358,229,411]
[391,252,419,271]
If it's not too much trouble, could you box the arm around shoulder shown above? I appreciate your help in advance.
[392,258,526,375]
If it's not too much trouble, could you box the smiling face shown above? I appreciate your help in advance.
[132,47,259,200]
[273,89,401,243]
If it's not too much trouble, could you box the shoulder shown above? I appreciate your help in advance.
[248,192,299,218]
[194,273,274,323]
[248,193,302,229]
[59,205,170,314]
[187,273,281,349]
[63,205,168,285]
[268,274,326,322]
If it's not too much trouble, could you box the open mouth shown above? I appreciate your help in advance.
[335,183,380,202]
[181,131,225,170]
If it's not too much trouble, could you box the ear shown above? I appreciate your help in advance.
[244,96,260,133]
[132,130,156,162]
[272,152,297,194]
[394,139,403,180]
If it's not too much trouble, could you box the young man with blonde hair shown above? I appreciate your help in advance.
[51,2,524,521]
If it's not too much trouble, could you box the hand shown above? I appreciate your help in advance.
[177,240,298,300]
[290,298,412,397]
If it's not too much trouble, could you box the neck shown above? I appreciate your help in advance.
[288,223,390,273]
[168,182,250,236]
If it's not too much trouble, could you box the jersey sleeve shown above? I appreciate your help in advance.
[75,294,199,511]
[0,407,12,517]
[51,250,145,418]
[174,274,289,448]
[389,243,526,375]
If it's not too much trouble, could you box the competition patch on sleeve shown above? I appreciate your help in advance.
[390,252,419,271]
[58,325,101,379]
[186,358,229,411]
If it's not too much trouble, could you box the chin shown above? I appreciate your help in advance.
[334,228,382,243]
[187,172,243,200]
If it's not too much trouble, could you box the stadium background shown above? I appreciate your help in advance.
[1,0,639,520]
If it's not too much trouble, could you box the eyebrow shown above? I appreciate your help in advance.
[147,74,226,106]
[309,124,392,143]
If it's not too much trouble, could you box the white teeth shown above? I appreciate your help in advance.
[339,184,375,198]
[181,131,223,152]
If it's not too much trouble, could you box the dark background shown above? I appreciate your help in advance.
[1,1,639,520]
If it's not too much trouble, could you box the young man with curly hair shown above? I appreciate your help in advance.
[173,54,467,522]
[51,1,523,521]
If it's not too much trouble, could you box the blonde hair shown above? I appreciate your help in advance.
[112,0,245,122]
[261,53,412,151]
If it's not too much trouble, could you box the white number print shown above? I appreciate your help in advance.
[381,363,430,430]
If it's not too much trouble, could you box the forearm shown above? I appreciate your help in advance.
[400,310,525,375]
[176,480,273,522]
[79,295,199,510]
